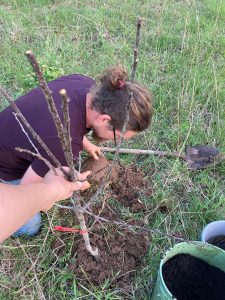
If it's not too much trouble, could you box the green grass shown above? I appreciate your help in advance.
[0,0,225,299]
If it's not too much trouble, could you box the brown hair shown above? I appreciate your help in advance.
[90,66,153,132]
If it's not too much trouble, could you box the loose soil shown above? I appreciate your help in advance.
[54,157,152,289]
[111,164,149,212]
[207,235,225,251]
[82,157,152,212]
[162,253,225,300]
[70,229,149,289]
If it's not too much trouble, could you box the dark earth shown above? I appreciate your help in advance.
[207,235,225,251]
[54,157,151,289]
[162,253,225,300]
[82,156,152,213]
[111,164,150,212]
[71,230,149,288]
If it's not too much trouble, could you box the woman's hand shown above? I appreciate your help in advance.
[83,136,102,160]
[43,167,91,203]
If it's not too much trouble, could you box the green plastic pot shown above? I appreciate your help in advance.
[150,241,225,300]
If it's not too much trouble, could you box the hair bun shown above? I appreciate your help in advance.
[100,65,128,90]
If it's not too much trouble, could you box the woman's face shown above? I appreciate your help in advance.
[91,122,137,144]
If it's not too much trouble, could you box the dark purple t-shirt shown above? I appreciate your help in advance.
[0,74,95,180]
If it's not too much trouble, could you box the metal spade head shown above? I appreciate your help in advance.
[185,145,223,169]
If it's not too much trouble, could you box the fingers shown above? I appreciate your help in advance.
[47,168,91,193]
[54,168,91,183]
[92,151,99,160]
[79,180,90,190]
[72,180,90,192]
[96,147,102,155]
[91,148,102,160]
[77,170,92,181]
[75,171,91,191]
[49,167,70,178]
[70,172,91,193]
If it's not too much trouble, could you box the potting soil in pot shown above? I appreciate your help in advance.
[162,253,225,300]
[207,235,225,251]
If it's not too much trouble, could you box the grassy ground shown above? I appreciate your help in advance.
[0,0,225,299]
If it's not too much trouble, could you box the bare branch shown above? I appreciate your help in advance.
[59,89,77,181]
[101,146,186,159]
[59,90,98,256]
[13,113,39,153]
[25,51,70,173]
[15,147,55,172]
[74,206,99,256]
[131,18,142,82]
[55,204,187,242]
[85,209,187,242]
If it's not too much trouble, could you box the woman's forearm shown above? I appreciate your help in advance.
[0,168,91,243]
[0,182,56,242]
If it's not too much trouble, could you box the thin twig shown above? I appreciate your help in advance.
[131,18,142,82]
[0,178,10,184]
[15,147,55,171]
[116,18,142,148]
[13,113,39,153]
[60,89,77,181]
[13,113,57,174]
[85,210,187,242]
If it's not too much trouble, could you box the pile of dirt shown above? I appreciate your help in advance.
[70,229,149,288]
[53,157,152,289]
[162,253,225,300]
[82,157,151,213]
[111,164,149,212]
[82,156,119,184]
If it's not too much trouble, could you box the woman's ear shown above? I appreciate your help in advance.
[98,114,111,124]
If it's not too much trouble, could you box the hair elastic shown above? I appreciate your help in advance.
[118,79,125,88]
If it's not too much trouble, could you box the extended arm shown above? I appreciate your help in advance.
[0,168,91,243]
[20,165,43,184]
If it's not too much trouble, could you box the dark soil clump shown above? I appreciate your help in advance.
[82,157,152,213]
[82,156,119,184]
[207,235,225,251]
[111,165,150,212]
[162,253,225,300]
[70,230,149,288]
